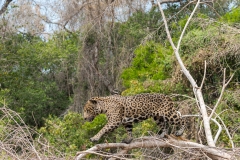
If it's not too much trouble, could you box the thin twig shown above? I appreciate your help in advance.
[206,105,235,149]
[176,0,200,51]
[182,114,222,144]
[209,69,235,119]
[211,118,222,144]
[0,105,66,159]
[200,61,207,89]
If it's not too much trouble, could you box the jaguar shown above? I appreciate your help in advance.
[83,93,185,143]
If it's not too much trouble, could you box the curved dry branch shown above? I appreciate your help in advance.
[75,136,233,160]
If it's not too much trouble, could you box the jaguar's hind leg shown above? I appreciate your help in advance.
[169,111,185,137]
[154,115,169,138]
[122,122,133,143]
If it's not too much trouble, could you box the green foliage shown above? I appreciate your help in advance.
[39,112,161,155]
[121,42,173,95]
[221,7,240,24]
[0,32,79,127]
[132,118,158,137]
[0,2,240,156]
[39,112,107,155]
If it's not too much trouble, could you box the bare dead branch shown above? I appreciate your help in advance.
[210,118,222,143]
[209,69,235,119]
[206,105,235,149]
[76,136,233,160]
[207,106,235,149]
[157,0,215,147]
[215,115,235,149]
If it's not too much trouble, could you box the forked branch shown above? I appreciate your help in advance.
[209,68,235,119]
[157,0,215,147]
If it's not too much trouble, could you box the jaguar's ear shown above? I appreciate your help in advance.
[89,98,98,104]
[89,99,97,104]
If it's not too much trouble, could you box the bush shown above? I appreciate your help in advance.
[39,112,107,155]
[121,42,174,95]
[221,7,240,24]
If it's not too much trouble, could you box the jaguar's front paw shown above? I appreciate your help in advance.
[175,130,183,137]
[158,131,166,138]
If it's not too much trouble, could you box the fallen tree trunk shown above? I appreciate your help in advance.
[76,135,236,160]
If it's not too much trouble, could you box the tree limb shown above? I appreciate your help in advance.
[0,0,13,16]
[157,0,215,147]
[75,136,233,160]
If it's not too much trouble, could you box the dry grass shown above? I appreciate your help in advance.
[0,104,70,160]
[171,19,240,86]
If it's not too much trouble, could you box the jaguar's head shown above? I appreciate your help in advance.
[83,98,101,122]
